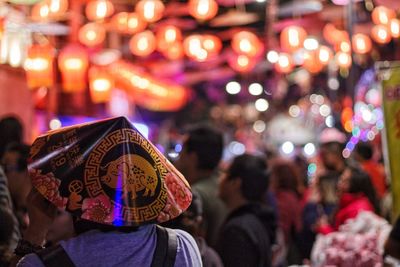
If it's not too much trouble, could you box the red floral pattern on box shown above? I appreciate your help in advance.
[30,169,68,208]
[81,195,113,224]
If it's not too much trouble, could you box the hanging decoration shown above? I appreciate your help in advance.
[228,53,257,73]
[371,24,391,44]
[303,50,323,74]
[188,0,218,21]
[89,66,113,103]
[390,18,400,38]
[371,6,396,26]
[112,12,147,34]
[58,44,89,92]
[280,26,307,52]
[135,0,165,23]
[274,53,294,74]
[156,25,182,52]
[335,51,352,69]
[78,23,106,47]
[129,30,156,57]
[86,0,114,21]
[317,46,333,65]
[352,33,372,54]
[24,44,55,89]
[231,31,263,57]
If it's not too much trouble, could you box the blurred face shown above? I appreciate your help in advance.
[218,170,238,204]
[319,147,338,171]
[337,168,351,196]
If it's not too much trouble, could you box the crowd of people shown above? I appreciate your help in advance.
[0,114,399,267]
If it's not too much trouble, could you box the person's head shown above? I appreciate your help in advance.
[270,158,300,195]
[2,142,31,209]
[338,167,379,212]
[219,154,269,206]
[0,116,23,159]
[175,125,223,182]
[317,172,339,205]
[354,142,373,162]
[319,141,346,172]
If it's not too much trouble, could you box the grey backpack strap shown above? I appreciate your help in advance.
[36,244,75,267]
[151,225,178,267]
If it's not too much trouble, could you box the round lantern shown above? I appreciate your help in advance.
[156,25,182,52]
[58,44,89,92]
[231,31,262,57]
[163,43,184,60]
[188,0,218,21]
[323,23,349,46]
[112,12,147,34]
[89,67,113,103]
[274,53,294,74]
[390,18,400,38]
[31,1,50,21]
[371,24,391,44]
[317,45,333,65]
[335,51,352,69]
[78,23,106,47]
[135,0,165,23]
[372,6,396,25]
[202,34,222,55]
[303,50,323,74]
[129,30,156,57]
[48,0,68,17]
[184,35,204,59]
[86,0,114,21]
[352,33,372,54]
[280,26,307,52]
[228,53,257,73]
[24,44,55,88]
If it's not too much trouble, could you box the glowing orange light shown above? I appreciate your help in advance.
[156,25,182,51]
[335,51,352,68]
[390,18,400,38]
[372,6,396,25]
[274,53,294,73]
[232,31,262,57]
[371,24,391,44]
[228,53,257,73]
[24,44,55,89]
[351,33,372,54]
[280,26,307,52]
[129,30,156,57]
[317,46,332,65]
[89,67,113,103]
[86,0,114,21]
[112,12,147,34]
[78,23,106,47]
[188,0,218,21]
[135,0,165,23]
[303,50,323,74]
[163,42,184,60]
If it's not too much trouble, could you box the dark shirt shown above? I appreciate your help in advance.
[217,203,276,267]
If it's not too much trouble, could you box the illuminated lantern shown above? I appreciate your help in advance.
[129,30,156,57]
[58,44,89,92]
[371,24,391,44]
[47,0,68,17]
[163,42,184,60]
[135,0,165,23]
[274,53,294,73]
[184,35,204,59]
[351,33,372,54]
[86,0,114,21]
[78,23,106,47]
[338,40,351,53]
[156,25,182,51]
[335,51,352,69]
[228,53,257,73]
[89,67,113,103]
[202,34,222,55]
[317,46,332,65]
[280,26,307,52]
[371,6,396,25]
[112,12,147,34]
[390,18,400,38]
[188,0,218,21]
[303,50,323,74]
[231,31,262,57]
[31,1,50,21]
[24,44,55,88]
[323,23,349,46]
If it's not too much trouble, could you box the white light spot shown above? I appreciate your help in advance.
[328,78,340,90]
[289,105,301,117]
[319,104,331,117]
[281,141,294,154]
[253,120,266,133]
[303,143,316,157]
[304,37,319,50]
[249,83,263,96]
[228,141,246,155]
[49,118,62,130]
[325,115,335,128]
[255,98,269,112]
[266,50,279,63]
[226,81,241,95]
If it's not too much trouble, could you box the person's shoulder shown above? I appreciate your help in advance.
[17,253,45,267]
[173,229,202,267]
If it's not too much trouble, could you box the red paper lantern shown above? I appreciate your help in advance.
[317,45,332,65]
[280,26,307,52]
[156,25,182,52]
[303,50,323,74]
[89,66,113,103]
[323,23,349,46]
[31,1,50,21]
[78,23,106,47]
[372,6,396,25]
[202,34,222,55]
[228,53,257,73]
[274,53,294,74]
[335,51,352,69]
[184,35,205,60]
[135,0,165,23]
[232,31,262,57]
[86,0,114,21]
[352,33,372,54]
[163,43,184,60]
[112,12,147,34]
[58,44,89,92]
[129,30,156,57]
[371,24,391,44]
[188,0,218,21]
[390,18,400,38]
[24,44,55,88]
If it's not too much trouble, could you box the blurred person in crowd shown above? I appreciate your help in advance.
[384,216,400,260]
[319,141,347,175]
[0,116,24,159]
[354,142,386,200]
[316,167,379,234]
[175,124,227,247]
[163,190,223,267]
[2,143,31,231]
[0,206,15,267]
[217,154,276,267]
[270,158,303,265]
[300,172,338,259]
[12,117,202,267]
[44,209,74,247]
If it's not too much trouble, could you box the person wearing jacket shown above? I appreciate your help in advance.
[217,154,276,267]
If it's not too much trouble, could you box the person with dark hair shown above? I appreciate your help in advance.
[175,124,227,247]
[163,190,223,267]
[354,142,386,199]
[0,206,15,267]
[0,116,24,159]
[319,141,347,174]
[316,167,378,234]
[217,154,276,267]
